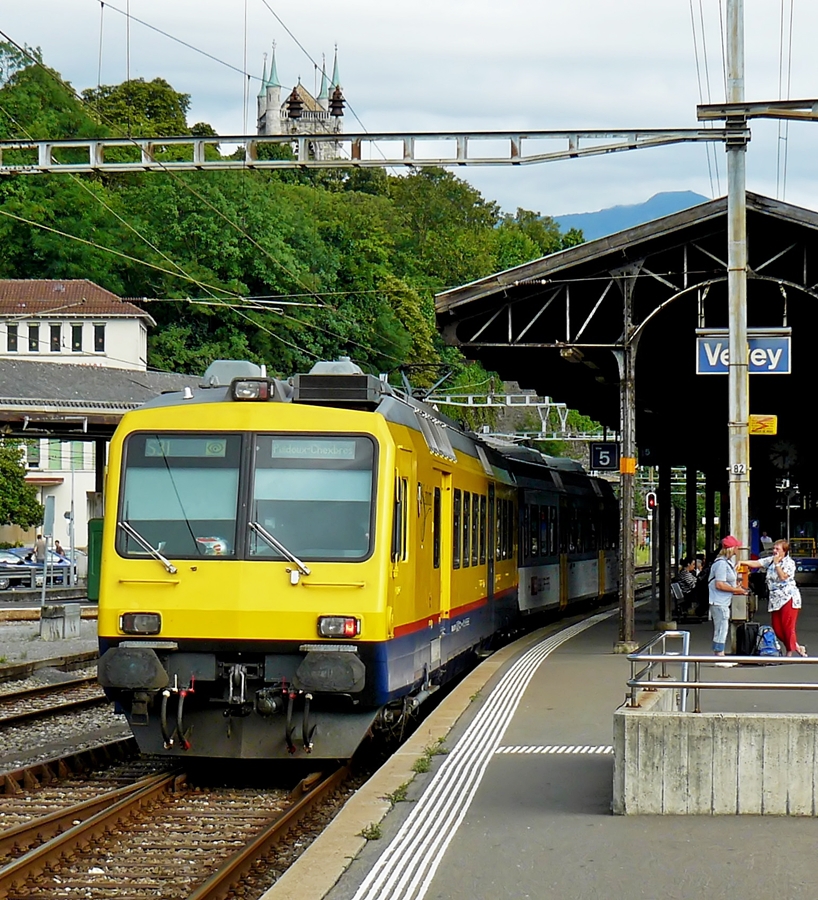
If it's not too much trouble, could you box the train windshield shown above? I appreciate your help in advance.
[250,435,376,561]
[119,434,241,558]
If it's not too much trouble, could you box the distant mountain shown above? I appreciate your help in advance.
[555,191,710,242]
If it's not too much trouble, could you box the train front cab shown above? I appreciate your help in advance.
[97,396,510,759]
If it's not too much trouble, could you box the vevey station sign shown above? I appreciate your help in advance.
[696,329,791,375]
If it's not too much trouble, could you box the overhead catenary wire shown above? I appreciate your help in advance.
[98,1,256,83]
[0,29,420,363]
[776,0,795,200]
[688,0,721,198]
[0,31,400,370]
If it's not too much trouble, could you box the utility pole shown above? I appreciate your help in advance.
[726,0,750,576]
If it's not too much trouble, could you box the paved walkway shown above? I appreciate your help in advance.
[321,592,818,900]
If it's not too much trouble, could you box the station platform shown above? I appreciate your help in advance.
[277,590,818,900]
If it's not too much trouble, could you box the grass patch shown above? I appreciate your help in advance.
[359,822,382,841]
[412,738,448,774]
[385,782,410,804]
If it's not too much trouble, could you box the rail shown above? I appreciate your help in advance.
[627,630,818,713]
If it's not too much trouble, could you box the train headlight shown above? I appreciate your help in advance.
[120,612,162,635]
[317,616,361,638]
[230,378,272,401]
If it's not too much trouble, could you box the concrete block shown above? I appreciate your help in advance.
[38,604,81,641]
[661,712,689,814]
[686,714,714,815]
[711,715,739,814]
[63,604,81,638]
[787,718,816,816]
[760,717,788,814]
[614,708,818,816]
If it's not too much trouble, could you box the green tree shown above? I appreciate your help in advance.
[0,58,584,389]
[495,208,585,269]
[0,41,41,86]
[0,442,43,528]
[81,78,192,137]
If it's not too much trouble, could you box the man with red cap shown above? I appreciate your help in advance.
[709,535,748,666]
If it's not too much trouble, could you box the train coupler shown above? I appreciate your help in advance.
[130,692,150,726]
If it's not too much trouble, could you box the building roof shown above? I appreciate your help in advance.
[0,359,200,438]
[288,83,325,114]
[432,191,818,509]
[0,280,155,326]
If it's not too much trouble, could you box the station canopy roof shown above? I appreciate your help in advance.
[435,193,818,512]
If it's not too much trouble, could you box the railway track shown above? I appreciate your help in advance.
[0,676,106,727]
[0,749,349,899]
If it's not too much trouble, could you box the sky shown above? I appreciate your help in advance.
[2,1,817,217]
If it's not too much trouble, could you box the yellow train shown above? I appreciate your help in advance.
[98,359,618,758]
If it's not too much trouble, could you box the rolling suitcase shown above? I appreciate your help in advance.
[735,621,759,656]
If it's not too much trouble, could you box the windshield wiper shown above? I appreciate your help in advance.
[249,521,311,576]
[118,522,178,575]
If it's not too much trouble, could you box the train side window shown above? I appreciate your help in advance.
[471,493,479,566]
[498,499,508,560]
[559,502,568,553]
[462,492,470,568]
[391,476,409,562]
[391,477,402,563]
[549,506,557,556]
[495,499,502,560]
[401,478,409,560]
[479,495,486,565]
[453,489,461,569]
[433,487,441,569]
[529,504,539,558]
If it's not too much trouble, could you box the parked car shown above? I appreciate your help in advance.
[7,548,70,586]
[0,550,33,590]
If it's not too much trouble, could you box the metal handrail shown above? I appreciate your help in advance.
[628,630,691,711]
[627,631,818,713]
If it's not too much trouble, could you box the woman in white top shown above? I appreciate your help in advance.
[742,539,806,657]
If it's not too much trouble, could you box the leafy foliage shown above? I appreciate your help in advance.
[0,442,43,528]
[81,78,192,137]
[0,57,585,393]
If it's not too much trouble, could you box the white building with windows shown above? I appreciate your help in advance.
[0,280,155,552]
[0,280,153,370]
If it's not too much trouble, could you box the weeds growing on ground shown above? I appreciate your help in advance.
[412,738,448,773]
[385,782,410,804]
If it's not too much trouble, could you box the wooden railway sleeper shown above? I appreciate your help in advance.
[0,772,182,895]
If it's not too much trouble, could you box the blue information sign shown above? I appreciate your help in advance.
[696,331,791,375]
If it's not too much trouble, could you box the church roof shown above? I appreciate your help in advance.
[331,47,341,89]
[287,83,325,114]
[267,44,281,89]
[258,56,268,99]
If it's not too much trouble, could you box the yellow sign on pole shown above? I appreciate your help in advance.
[749,414,777,435]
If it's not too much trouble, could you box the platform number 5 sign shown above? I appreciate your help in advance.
[590,442,620,471]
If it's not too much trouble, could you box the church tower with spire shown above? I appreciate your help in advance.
[257,44,344,158]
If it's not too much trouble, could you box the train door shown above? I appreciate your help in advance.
[559,494,569,609]
[429,470,452,674]
[487,483,496,616]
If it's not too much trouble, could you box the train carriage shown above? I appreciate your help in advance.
[97,359,618,759]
